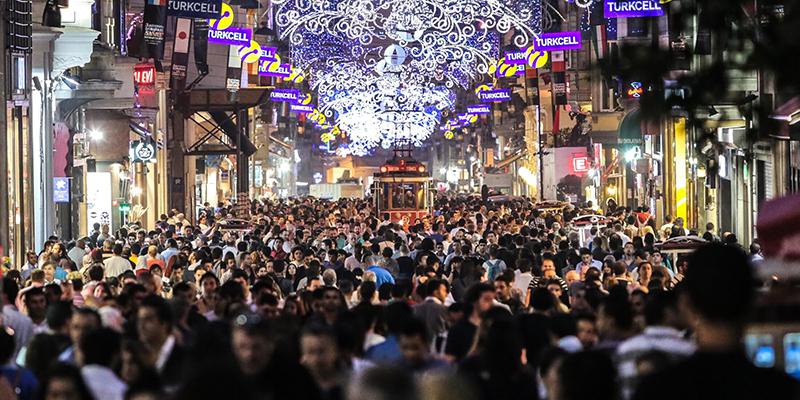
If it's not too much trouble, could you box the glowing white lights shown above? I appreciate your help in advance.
[273,0,543,153]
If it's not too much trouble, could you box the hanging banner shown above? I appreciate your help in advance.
[258,61,292,77]
[167,0,223,19]
[525,68,540,107]
[290,104,314,114]
[504,50,527,65]
[551,51,568,106]
[604,0,664,18]
[208,26,252,46]
[260,47,277,61]
[467,104,492,115]
[193,18,209,75]
[143,0,168,60]
[54,178,70,203]
[226,45,242,91]
[86,172,113,233]
[478,89,512,103]
[270,88,303,103]
[170,17,192,94]
[134,62,157,108]
[533,31,582,51]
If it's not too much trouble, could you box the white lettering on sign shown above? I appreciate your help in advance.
[168,0,219,13]
[481,91,510,100]
[573,157,589,173]
[608,0,661,12]
[536,37,579,47]
[209,29,248,42]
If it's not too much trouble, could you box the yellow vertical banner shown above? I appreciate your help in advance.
[674,117,687,221]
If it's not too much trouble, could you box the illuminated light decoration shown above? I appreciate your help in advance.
[238,40,261,63]
[574,0,594,8]
[532,31,582,51]
[604,0,664,18]
[627,81,644,98]
[208,26,252,46]
[208,2,233,30]
[478,88,512,103]
[271,0,545,153]
[288,67,306,83]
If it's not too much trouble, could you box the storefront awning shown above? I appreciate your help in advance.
[619,108,644,145]
[494,150,527,170]
[770,96,800,140]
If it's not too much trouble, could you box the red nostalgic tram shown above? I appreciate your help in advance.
[372,148,434,223]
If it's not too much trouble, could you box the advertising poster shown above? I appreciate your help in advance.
[86,172,113,233]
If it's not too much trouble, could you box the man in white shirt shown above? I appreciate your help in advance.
[80,328,127,400]
[513,258,535,306]
[103,244,132,279]
[616,291,695,400]
[67,238,87,268]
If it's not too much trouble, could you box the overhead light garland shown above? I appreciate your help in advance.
[272,0,544,154]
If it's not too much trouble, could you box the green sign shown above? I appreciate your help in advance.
[119,203,131,212]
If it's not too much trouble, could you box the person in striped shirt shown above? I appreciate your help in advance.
[616,290,695,400]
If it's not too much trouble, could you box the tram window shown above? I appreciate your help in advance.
[381,183,390,210]
[416,186,425,209]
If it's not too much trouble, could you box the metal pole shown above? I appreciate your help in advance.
[538,104,544,201]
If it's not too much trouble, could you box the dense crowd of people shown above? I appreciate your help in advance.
[0,195,797,400]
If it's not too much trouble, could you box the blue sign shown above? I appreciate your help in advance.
[478,88,512,103]
[290,104,314,114]
[166,0,223,19]
[604,0,664,18]
[54,177,70,203]
[467,104,492,114]
[504,51,527,65]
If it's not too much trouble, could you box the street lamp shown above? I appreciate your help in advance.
[88,129,104,141]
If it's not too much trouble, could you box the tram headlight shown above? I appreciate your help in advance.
[380,166,388,173]
[418,165,426,173]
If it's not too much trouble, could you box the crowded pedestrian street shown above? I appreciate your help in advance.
[3,0,800,399]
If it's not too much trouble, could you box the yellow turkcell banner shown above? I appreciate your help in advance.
[674,117,687,221]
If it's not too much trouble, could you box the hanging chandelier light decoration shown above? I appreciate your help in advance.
[272,0,544,154]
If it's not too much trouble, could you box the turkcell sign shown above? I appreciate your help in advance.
[167,0,222,19]
[290,104,314,114]
[271,89,302,103]
[504,51,527,65]
[479,89,512,103]
[533,31,582,51]
[467,104,491,114]
[258,61,292,77]
[260,47,277,60]
[208,27,251,46]
[604,0,664,18]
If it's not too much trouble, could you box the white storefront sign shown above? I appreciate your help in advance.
[86,172,113,232]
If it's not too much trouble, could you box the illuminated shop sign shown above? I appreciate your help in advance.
[504,51,527,65]
[270,89,302,103]
[290,104,314,113]
[260,46,277,60]
[604,0,664,18]
[533,31,582,51]
[467,104,491,114]
[167,0,222,19]
[133,62,156,86]
[208,26,251,46]
[478,88,512,103]
[259,61,292,77]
